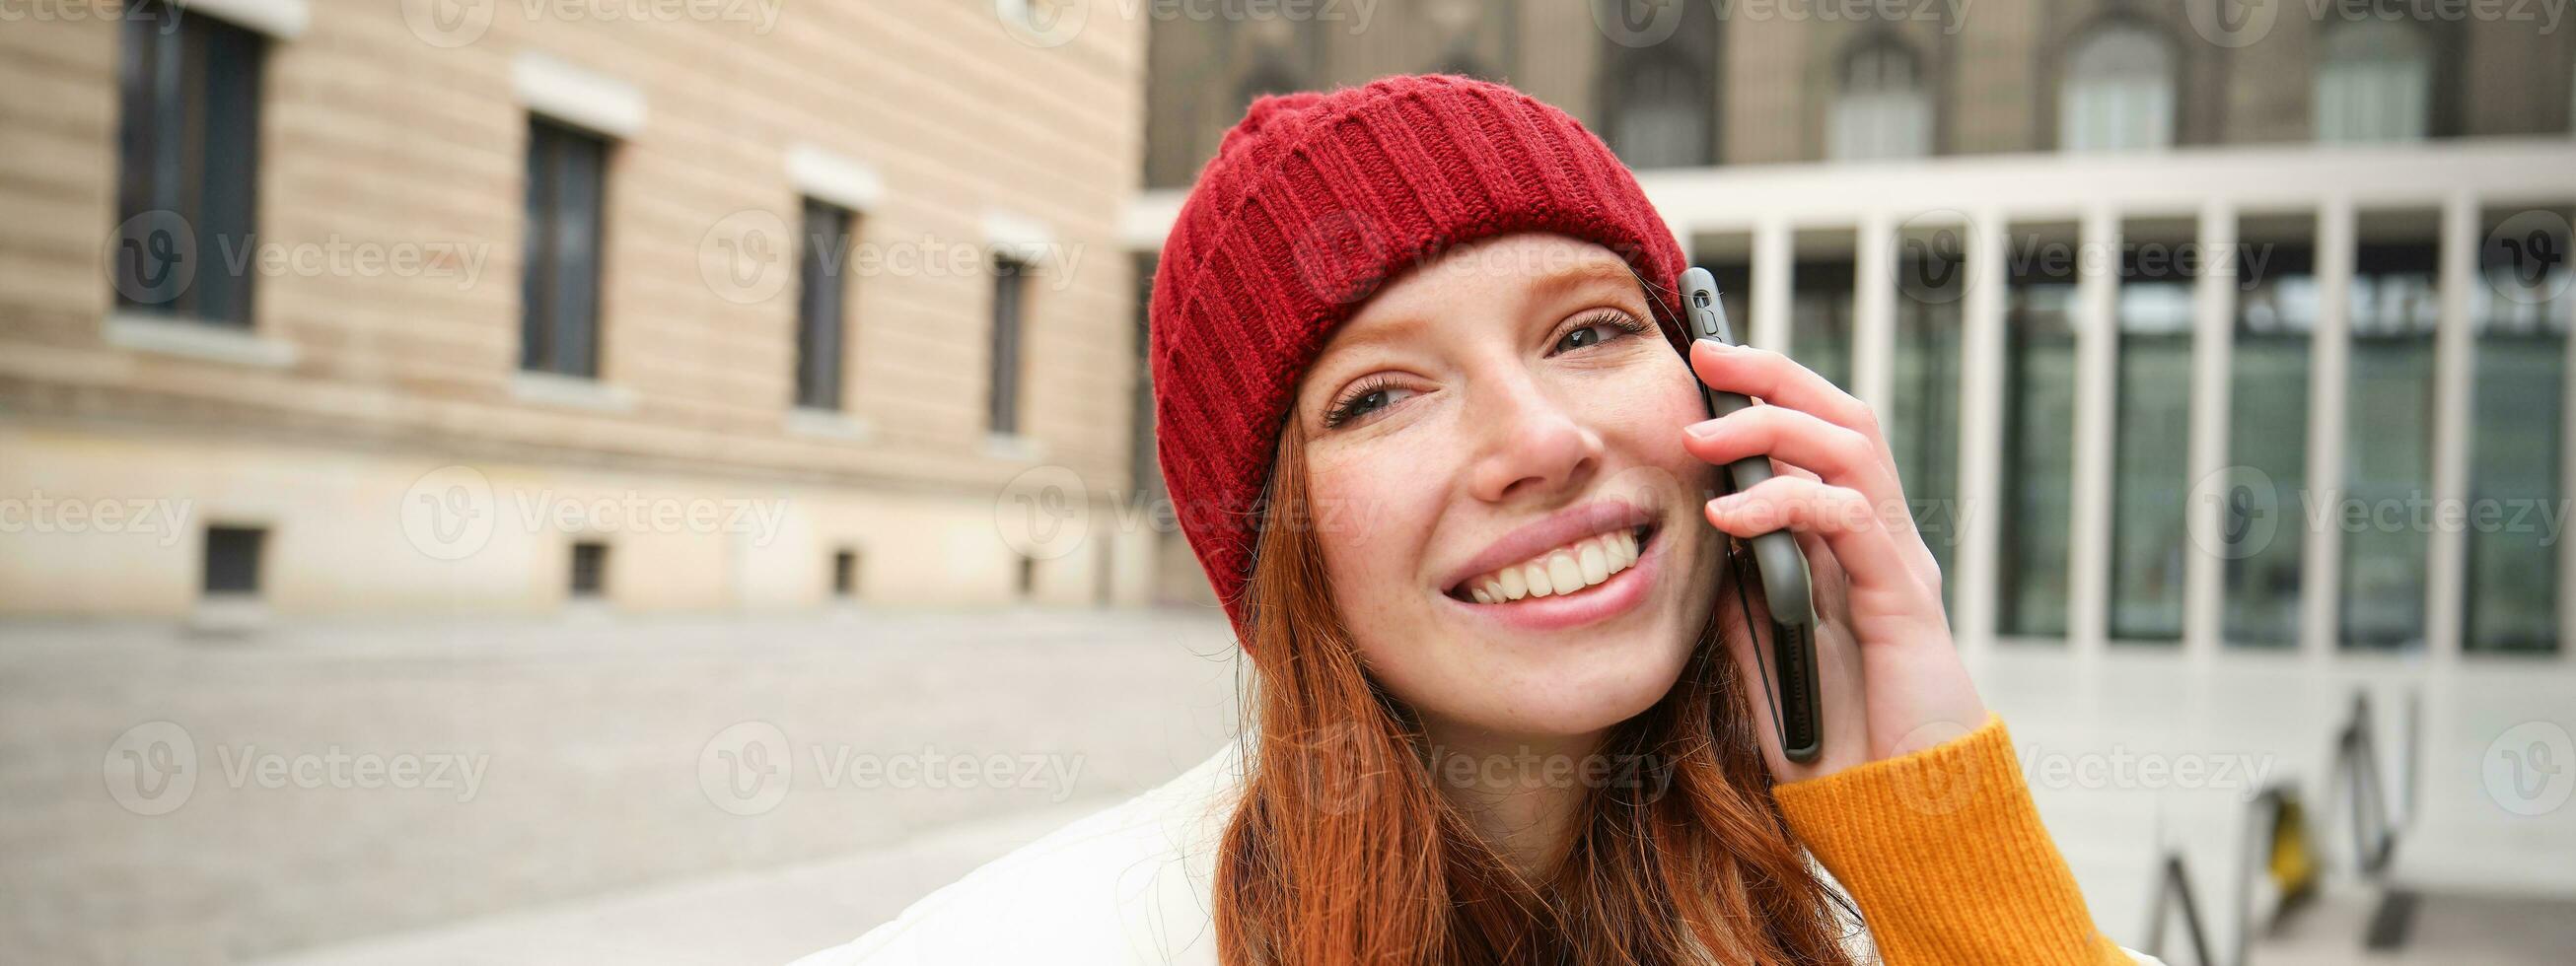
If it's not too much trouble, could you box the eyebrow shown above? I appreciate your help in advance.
[1302,256,1651,417]
[1324,258,1646,358]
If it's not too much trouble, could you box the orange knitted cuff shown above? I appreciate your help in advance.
[1772,715,2130,966]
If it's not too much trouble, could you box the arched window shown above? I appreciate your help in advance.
[1607,51,1711,169]
[1829,38,1932,161]
[2315,20,2432,142]
[2058,21,2174,152]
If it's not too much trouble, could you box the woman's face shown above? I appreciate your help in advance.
[1292,232,1722,741]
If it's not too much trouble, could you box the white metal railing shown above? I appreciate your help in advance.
[1125,139,2576,670]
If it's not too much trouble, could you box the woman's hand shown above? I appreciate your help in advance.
[1680,338,1988,784]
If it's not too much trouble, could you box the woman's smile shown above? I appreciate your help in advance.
[1435,497,1668,632]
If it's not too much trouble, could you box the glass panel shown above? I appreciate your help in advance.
[2060,24,2174,153]
[194,19,262,327]
[1892,245,1963,609]
[1829,40,1930,162]
[111,2,261,325]
[989,259,1027,434]
[1998,234,2079,638]
[797,200,851,410]
[2341,242,2440,651]
[1610,53,1709,169]
[1790,259,1854,390]
[519,123,555,371]
[2465,212,2572,654]
[552,129,605,378]
[2316,21,2432,143]
[2223,243,2316,647]
[2108,246,2194,642]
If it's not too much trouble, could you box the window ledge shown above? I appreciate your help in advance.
[187,594,270,638]
[184,0,311,38]
[107,311,298,369]
[511,372,637,413]
[982,432,1046,462]
[787,408,877,443]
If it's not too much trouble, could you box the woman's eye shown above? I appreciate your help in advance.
[1324,381,1414,429]
[1551,310,1646,355]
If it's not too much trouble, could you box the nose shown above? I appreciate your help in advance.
[1466,365,1605,505]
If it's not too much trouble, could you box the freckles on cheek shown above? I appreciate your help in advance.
[1306,448,1438,608]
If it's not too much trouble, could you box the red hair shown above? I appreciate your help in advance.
[1213,415,1861,964]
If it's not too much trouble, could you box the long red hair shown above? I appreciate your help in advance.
[1212,413,1861,965]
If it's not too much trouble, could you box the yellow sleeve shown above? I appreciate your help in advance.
[1772,714,2134,966]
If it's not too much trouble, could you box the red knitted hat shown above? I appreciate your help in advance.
[1148,73,1690,640]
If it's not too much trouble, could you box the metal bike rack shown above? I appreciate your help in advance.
[2142,688,2418,965]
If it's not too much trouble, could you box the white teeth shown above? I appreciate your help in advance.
[1546,552,1583,591]
[1461,529,1645,603]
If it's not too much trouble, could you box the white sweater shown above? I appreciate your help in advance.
[789,739,2163,965]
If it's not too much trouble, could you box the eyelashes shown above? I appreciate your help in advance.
[1320,307,1649,431]
[1323,374,1400,430]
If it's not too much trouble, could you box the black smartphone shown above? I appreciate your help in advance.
[1678,267,1824,764]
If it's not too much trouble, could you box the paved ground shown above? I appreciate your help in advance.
[6,609,2571,964]
[0,608,1243,965]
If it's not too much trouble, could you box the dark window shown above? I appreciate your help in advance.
[1997,227,2081,639]
[2223,242,2317,648]
[989,258,1029,435]
[114,0,264,325]
[796,200,854,410]
[521,118,608,377]
[2107,233,2195,644]
[831,548,858,598]
[569,541,608,597]
[1604,50,1712,169]
[2342,241,2441,651]
[2464,209,2569,655]
[1789,259,1857,390]
[203,525,264,595]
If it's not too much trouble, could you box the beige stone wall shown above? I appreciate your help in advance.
[0,0,1160,616]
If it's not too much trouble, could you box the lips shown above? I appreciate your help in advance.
[1439,498,1658,602]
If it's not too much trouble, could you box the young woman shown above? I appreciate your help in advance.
[797,74,2161,966]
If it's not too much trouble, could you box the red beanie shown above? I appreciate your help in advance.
[1148,73,1690,640]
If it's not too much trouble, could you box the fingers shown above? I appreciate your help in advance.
[1682,404,1905,518]
[1689,339,1887,447]
[1702,473,1926,602]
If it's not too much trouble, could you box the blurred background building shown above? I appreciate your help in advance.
[4,1,2575,964]
[1,0,1155,622]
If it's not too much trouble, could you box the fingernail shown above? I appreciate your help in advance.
[1685,419,1723,440]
